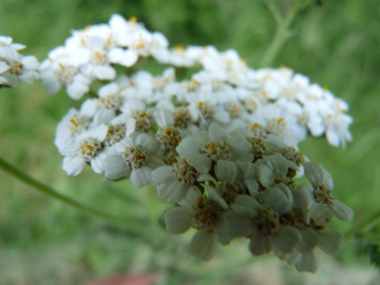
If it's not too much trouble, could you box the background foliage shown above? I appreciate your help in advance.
[0,0,380,284]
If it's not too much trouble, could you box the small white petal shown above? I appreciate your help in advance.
[0,62,9,73]
[225,212,253,237]
[156,180,188,203]
[309,203,333,225]
[154,109,174,127]
[215,160,237,181]
[328,199,354,221]
[293,184,312,206]
[41,76,61,95]
[93,124,109,142]
[120,49,139,67]
[186,155,212,174]
[231,195,261,216]
[152,166,175,184]
[108,47,124,62]
[286,250,301,265]
[295,251,319,273]
[249,231,271,256]
[130,166,152,188]
[209,122,228,142]
[62,156,86,176]
[204,185,228,210]
[67,80,89,99]
[135,133,157,153]
[126,117,137,136]
[326,128,340,147]
[297,228,319,253]
[189,230,217,261]
[176,137,200,157]
[262,187,292,215]
[93,65,116,80]
[273,226,301,254]
[21,55,39,69]
[318,229,342,255]
[165,207,192,234]
[104,155,129,179]
[91,156,104,174]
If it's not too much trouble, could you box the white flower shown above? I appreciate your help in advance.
[192,70,237,104]
[154,45,195,67]
[256,104,307,146]
[225,194,301,256]
[109,14,145,44]
[99,82,123,105]
[55,99,98,152]
[0,36,26,50]
[176,122,252,173]
[0,46,39,87]
[103,133,164,187]
[257,153,291,189]
[320,107,353,148]
[303,162,354,221]
[235,161,259,197]
[112,99,153,137]
[200,160,247,205]
[165,187,230,261]
[78,36,116,80]
[109,29,168,67]
[60,124,109,175]
[152,157,205,203]
[40,59,91,99]
[154,109,183,150]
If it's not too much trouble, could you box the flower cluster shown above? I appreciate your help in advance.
[163,129,354,272]
[43,14,354,272]
[0,36,39,87]
[39,14,168,99]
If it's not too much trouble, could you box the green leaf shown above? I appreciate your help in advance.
[366,242,380,270]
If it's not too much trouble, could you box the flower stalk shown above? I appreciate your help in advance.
[260,0,311,67]
[0,156,149,235]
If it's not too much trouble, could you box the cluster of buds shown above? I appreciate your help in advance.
[0,36,39,87]
[32,14,354,272]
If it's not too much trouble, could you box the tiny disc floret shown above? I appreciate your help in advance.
[104,124,126,147]
[173,107,191,128]
[100,93,122,109]
[192,197,223,231]
[77,138,103,160]
[200,141,231,161]
[156,125,181,149]
[173,157,198,184]
[121,145,147,169]
[130,110,152,131]
[68,114,90,135]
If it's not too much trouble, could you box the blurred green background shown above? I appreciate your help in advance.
[1,0,380,284]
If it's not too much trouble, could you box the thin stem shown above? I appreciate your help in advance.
[260,2,298,67]
[0,156,148,235]
[265,0,283,24]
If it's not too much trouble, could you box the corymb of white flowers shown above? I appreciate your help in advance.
[2,14,354,273]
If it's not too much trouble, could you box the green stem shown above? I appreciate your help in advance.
[260,0,315,68]
[0,156,148,235]
[260,1,298,67]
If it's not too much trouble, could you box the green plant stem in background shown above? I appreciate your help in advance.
[260,1,297,67]
[260,0,312,67]
[0,156,149,236]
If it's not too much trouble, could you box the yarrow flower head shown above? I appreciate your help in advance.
[31,14,355,273]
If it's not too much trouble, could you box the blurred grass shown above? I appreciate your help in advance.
[0,0,380,284]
